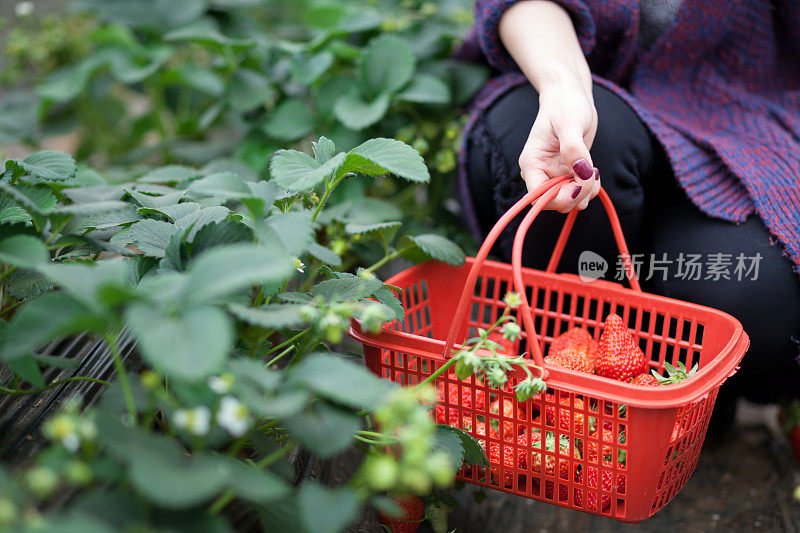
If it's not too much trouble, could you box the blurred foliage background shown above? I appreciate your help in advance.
[1,0,487,252]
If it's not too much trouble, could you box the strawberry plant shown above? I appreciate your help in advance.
[0,138,487,532]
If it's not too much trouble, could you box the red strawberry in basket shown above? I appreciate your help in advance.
[434,381,487,425]
[575,463,627,511]
[379,494,424,533]
[530,432,580,500]
[631,373,659,387]
[586,426,626,465]
[549,327,598,367]
[595,314,647,382]
[490,397,522,439]
[544,351,594,374]
[489,430,528,487]
[543,396,590,435]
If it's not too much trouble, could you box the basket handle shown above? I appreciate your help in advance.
[442,176,641,379]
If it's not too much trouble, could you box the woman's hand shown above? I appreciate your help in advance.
[519,81,600,212]
[499,0,602,211]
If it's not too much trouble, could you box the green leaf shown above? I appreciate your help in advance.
[138,165,199,184]
[312,137,336,164]
[269,150,345,192]
[397,73,451,104]
[291,51,334,85]
[6,150,77,181]
[333,91,390,131]
[229,69,276,112]
[263,98,314,142]
[174,206,231,242]
[0,199,32,225]
[164,19,255,50]
[6,269,53,299]
[190,220,254,256]
[7,354,45,389]
[126,188,186,209]
[0,182,58,214]
[431,425,464,472]
[402,234,465,266]
[307,242,341,267]
[434,424,489,467]
[139,202,201,222]
[183,243,293,304]
[259,212,313,257]
[126,303,233,380]
[226,458,289,503]
[289,353,397,409]
[173,63,225,97]
[360,35,415,97]
[188,172,251,200]
[128,452,229,508]
[0,235,48,268]
[283,403,359,458]
[32,353,80,370]
[343,221,401,237]
[38,260,129,309]
[373,287,404,323]
[227,303,306,330]
[0,293,97,362]
[129,219,178,258]
[336,138,429,183]
[311,274,383,303]
[50,201,130,216]
[299,481,359,533]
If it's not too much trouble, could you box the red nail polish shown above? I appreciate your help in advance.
[571,185,582,199]
[573,159,593,180]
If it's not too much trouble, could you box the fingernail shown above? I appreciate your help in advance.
[573,159,593,180]
[594,167,600,180]
[571,185,582,199]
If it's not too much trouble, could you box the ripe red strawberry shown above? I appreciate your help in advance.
[379,494,424,533]
[586,427,626,465]
[543,396,589,435]
[544,352,594,374]
[490,397,521,438]
[530,432,580,500]
[575,463,627,511]
[631,373,659,387]
[488,430,528,487]
[459,416,489,447]
[595,314,647,382]
[434,381,487,425]
[549,327,598,367]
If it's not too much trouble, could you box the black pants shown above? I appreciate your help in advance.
[465,83,800,403]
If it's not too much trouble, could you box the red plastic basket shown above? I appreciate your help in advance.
[350,176,749,523]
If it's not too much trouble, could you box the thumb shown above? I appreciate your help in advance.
[555,124,594,181]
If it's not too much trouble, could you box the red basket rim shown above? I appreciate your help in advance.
[350,258,749,409]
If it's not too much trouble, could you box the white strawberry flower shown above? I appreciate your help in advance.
[292,257,305,274]
[173,406,211,437]
[217,396,249,437]
[43,414,81,452]
[15,2,34,17]
[207,372,235,394]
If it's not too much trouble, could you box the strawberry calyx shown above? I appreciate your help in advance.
[652,361,698,385]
